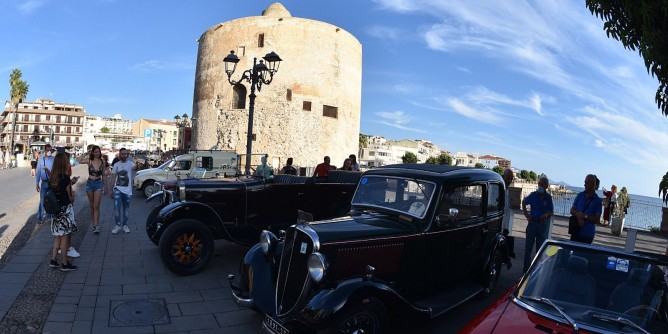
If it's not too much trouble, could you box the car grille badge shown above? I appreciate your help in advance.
[300,242,307,254]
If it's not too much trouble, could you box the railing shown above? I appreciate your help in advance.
[548,189,663,231]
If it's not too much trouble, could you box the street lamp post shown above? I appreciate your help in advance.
[223,50,282,175]
[174,113,190,151]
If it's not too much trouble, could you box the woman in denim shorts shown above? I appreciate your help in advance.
[85,146,107,233]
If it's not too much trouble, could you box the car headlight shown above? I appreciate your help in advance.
[259,230,277,255]
[307,252,328,283]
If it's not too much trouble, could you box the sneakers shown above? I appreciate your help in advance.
[57,247,80,258]
[112,225,121,234]
[122,225,130,233]
[49,259,59,268]
[93,226,99,234]
[60,263,77,272]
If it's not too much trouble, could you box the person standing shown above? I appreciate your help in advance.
[521,175,554,273]
[569,174,602,244]
[602,184,618,225]
[109,148,135,233]
[349,154,360,171]
[48,152,78,272]
[30,150,39,176]
[340,158,353,171]
[36,144,56,224]
[85,145,107,234]
[0,148,5,169]
[280,157,297,175]
[313,156,335,177]
[502,168,514,235]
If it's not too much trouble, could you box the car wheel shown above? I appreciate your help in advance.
[481,250,502,297]
[318,298,388,334]
[145,205,162,246]
[142,180,156,198]
[158,219,214,275]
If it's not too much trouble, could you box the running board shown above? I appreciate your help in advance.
[412,283,483,318]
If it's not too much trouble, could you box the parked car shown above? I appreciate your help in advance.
[133,150,238,197]
[229,164,513,334]
[147,170,362,275]
[461,239,668,334]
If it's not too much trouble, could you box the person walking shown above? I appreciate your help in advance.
[36,144,56,224]
[85,145,107,234]
[521,175,554,272]
[30,150,39,176]
[569,174,602,244]
[109,148,135,233]
[48,152,78,272]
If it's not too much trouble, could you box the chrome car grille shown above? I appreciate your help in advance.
[275,224,318,316]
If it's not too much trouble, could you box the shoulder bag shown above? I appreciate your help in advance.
[568,196,595,235]
[43,171,63,215]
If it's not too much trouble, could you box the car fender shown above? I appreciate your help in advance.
[298,278,430,328]
[146,190,164,204]
[483,233,512,272]
[155,202,224,239]
[239,243,283,314]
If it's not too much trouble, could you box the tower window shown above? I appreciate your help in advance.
[303,101,312,111]
[323,105,338,118]
[258,33,265,47]
[286,89,292,101]
[233,85,247,109]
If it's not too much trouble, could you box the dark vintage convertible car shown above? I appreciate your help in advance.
[229,164,513,334]
[461,240,668,334]
[146,170,362,275]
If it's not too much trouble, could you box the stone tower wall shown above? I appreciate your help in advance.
[192,10,362,170]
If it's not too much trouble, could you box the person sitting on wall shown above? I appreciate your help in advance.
[313,156,335,177]
[280,157,297,175]
[255,154,273,181]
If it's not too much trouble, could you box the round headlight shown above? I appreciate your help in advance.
[259,230,277,255]
[307,252,328,283]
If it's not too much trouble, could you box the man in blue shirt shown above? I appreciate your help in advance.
[35,144,55,224]
[570,174,602,244]
[521,175,554,272]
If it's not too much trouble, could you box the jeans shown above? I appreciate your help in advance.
[113,189,131,226]
[523,221,549,272]
[38,181,52,222]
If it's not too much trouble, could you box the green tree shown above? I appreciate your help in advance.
[9,69,29,154]
[586,1,668,115]
[492,165,504,175]
[359,133,368,149]
[520,170,529,180]
[474,162,485,168]
[401,152,418,163]
[438,154,452,166]
[100,127,110,133]
[425,156,439,164]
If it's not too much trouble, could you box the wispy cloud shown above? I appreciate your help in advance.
[366,25,402,40]
[373,110,426,133]
[18,0,48,14]
[87,96,131,104]
[129,60,192,72]
[443,98,500,124]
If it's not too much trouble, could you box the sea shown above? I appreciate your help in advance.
[550,186,665,231]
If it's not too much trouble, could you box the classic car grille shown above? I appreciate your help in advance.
[331,243,404,280]
[275,225,316,316]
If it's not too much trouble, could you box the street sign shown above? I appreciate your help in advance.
[144,128,153,138]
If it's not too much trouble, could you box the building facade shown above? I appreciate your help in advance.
[191,2,362,170]
[1,98,85,154]
[133,118,178,152]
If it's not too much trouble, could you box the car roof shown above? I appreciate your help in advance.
[363,163,504,184]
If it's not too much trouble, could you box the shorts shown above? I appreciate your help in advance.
[86,178,104,192]
[31,161,37,169]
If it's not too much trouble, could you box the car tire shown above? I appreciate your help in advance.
[142,180,156,198]
[145,205,162,246]
[158,219,214,275]
[318,297,389,334]
[481,250,502,297]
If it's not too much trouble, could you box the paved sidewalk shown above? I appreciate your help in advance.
[0,180,667,333]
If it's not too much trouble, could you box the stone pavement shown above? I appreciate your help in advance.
[0,176,667,333]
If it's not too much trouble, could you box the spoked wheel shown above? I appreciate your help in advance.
[319,298,388,334]
[159,219,214,275]
[481,250,502,297]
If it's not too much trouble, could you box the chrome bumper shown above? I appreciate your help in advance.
[227,274,255,309]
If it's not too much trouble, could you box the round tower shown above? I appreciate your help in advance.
[191,2,362,172]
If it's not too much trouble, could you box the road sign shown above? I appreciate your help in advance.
[144,128,153,138]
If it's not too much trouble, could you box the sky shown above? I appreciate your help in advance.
[1,0,668,198]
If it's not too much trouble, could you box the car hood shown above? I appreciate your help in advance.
[484,300,598,334]
[310,213,416,244]
[137,168,158,176]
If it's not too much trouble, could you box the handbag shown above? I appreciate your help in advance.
[568,196,595,235]
[43,171,63,215]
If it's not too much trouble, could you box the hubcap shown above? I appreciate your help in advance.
[171,233,202,264]
[340,312,377,334]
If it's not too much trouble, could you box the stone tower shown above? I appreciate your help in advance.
[191,2,362,171]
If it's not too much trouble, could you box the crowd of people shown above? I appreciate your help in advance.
[253,154,361,180]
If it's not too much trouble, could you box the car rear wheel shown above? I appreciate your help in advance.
[158,219,214,275]
[145,205,162,246]
[481,250,502,297]
[142,180,156,198]
[318,298,388,334]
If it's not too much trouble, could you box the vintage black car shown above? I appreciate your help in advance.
[147,170,362,275]
[229,164,513,334]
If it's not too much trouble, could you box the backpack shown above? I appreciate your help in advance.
[43,172,63,215]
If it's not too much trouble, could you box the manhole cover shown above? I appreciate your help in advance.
[109,299,170,327]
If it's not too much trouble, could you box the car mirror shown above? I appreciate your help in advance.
[436,208,459,226]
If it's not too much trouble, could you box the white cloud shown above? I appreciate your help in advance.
[444,98,500,124]
[129,60,192,72]
[373,111,426,133]
[18,0,48,14]
[366,25,402,40]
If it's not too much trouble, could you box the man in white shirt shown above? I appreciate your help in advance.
[109,148,136,233]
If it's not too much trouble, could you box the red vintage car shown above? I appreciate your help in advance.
[461,240,668,334]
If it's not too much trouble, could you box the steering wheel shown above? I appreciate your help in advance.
[623,305,660,323]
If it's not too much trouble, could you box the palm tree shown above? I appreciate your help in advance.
[659,172,668,205]
[9,69,29,158]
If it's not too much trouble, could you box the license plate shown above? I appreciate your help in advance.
[264,315,289,334]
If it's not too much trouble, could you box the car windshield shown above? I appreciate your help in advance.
[516,242,668,333]
[157,159,174,170]
[351,175,436,219]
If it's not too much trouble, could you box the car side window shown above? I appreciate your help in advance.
[174,161,192,171]
[487,183,502,215]
[196,156,214,170]
[441,184,484,220]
